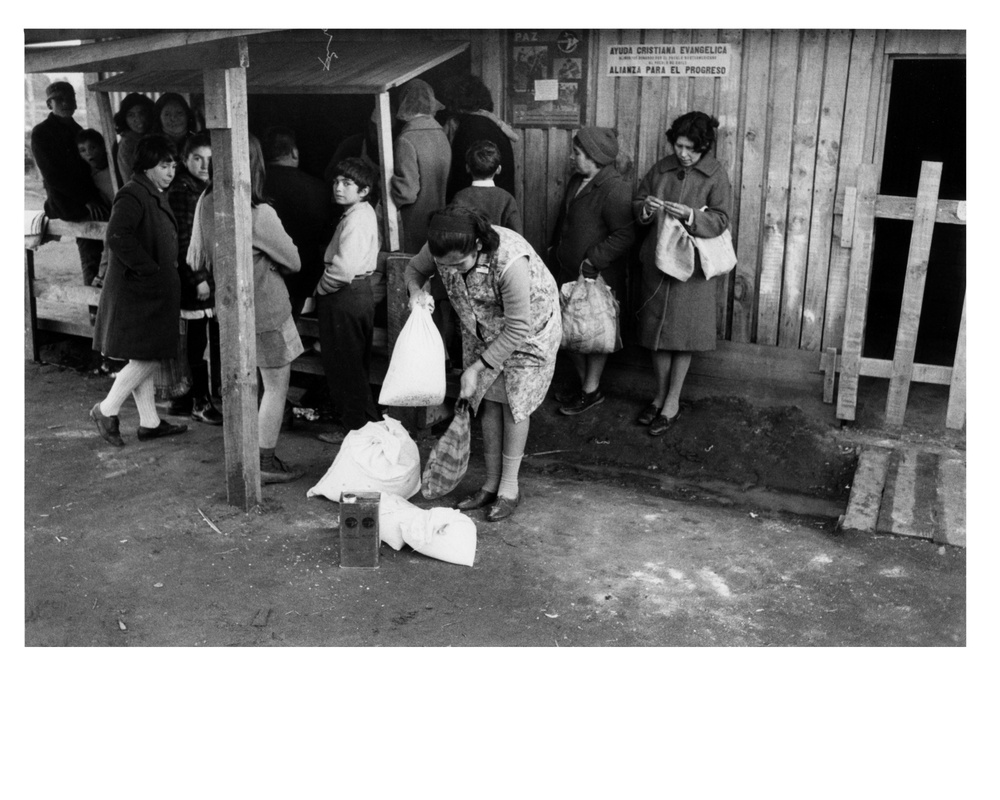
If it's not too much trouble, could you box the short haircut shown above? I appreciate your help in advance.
[262,126,297,162]
[75,129,106,151]
[427,203,500,258]
[666,111,719,154]
[132,134,178,172]
[182,131,211,160]
[334,157,379,203]
[465,139,501,179]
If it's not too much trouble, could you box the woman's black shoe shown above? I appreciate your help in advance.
[648,410,680,436]
[455,488,499,511]
[485,494,520,522]
[137,420,188,441]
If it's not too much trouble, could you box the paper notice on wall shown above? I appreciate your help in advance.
[534,79,559,101]
[606,43,731,77]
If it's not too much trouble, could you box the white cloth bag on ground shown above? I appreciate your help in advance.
[378,493,477,566]
[306,417,421,500]
[378,304,446,406]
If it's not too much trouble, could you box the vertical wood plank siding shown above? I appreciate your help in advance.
[473,29,963,356]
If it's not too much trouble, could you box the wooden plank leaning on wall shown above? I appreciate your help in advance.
[884,161,943,427]
[835,163,878,422]
[822,29,881,354]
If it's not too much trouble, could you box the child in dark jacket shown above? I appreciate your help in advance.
[168,132,222,424]
[451,140,522,234]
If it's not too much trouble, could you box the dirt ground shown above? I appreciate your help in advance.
[24,349,965,647]
[23,173,966,646]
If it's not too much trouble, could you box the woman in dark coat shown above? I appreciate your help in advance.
[90,135,187,446]
[633,111,733,436]
[549,127,635,416]
[442,75,519,201]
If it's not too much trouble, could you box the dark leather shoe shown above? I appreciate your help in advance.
[191,398,223,425]
[137,420,188,441]
[90,402,124,447]
[636,403,659,426]
[485,494,520,522]
[649,410,680,436]
[261,456,305,484]
[455,488,499,511]
[559,389,605,416]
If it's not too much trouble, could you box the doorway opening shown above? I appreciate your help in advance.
[864,58,966,366]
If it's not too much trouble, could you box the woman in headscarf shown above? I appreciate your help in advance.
[389,78,451,254]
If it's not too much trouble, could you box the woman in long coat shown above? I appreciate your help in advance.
[633,111,733,436]
[90,134,187,446]
[549,126,635,415]
[405,205,561,522]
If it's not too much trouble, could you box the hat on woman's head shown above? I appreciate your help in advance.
[396,79,445,122]
[576,127,619,165]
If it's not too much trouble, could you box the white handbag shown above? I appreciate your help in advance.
[692,210,738,279]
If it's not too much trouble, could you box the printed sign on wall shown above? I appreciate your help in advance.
[606,43,731,77]
[508,30,588,128]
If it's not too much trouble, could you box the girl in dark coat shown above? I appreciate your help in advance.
[632,111,733,436]
[549,127,635,415]
[168,131,222,424]
[90,135,187,446]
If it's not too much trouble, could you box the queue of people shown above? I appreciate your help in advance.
[48,77,732,519]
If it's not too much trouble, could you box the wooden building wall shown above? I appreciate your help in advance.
[461,28,966,357]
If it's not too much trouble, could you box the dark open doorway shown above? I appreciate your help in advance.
[864,58,966,366]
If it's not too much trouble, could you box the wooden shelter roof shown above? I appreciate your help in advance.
[91,37,468,95]
[26,30,468,95]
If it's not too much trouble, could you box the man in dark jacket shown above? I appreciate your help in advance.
[262,126,335,318]
[30,81,107,285]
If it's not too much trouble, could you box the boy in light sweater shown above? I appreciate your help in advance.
[315,157,383,444]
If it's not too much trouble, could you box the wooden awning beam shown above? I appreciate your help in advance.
[24,29,272,73]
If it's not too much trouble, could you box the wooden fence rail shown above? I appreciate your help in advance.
[828,160,966,430]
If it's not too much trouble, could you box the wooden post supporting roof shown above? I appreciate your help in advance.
[203,45,261,510]
[374,91,400,252]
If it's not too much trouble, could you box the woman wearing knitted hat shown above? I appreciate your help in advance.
[632,111,733,436]
[549,127,635,415]
[405,204,562,522]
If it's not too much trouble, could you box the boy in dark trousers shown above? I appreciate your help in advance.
[451,140,522,233]
[315,157,383,445]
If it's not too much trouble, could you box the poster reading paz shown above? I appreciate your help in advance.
[606,43,730,76]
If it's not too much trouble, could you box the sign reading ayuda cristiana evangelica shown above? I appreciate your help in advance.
[606,43,731,77]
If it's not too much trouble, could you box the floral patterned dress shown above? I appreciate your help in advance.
[410,227,562,423]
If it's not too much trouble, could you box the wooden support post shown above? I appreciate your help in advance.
[375,91,400,252]
[94,91,121,196]
[835,164,879,422]
[946,298,967,430]
[25,248,39,362]
[204,57,261,510]
[884,161,943,427]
